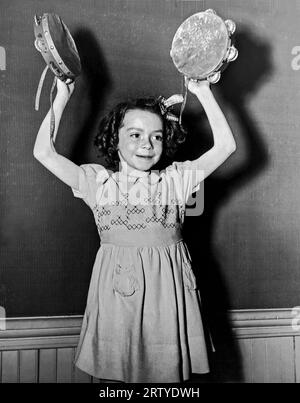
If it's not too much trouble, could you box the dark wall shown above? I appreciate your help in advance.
[0,0,299,316]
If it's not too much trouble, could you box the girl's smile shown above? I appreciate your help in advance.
[117,109,163,172]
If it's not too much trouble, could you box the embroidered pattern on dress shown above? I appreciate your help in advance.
[92,181,185,234]
[145,205,178,229]
[111,215,147,230]
[143,192,162,205]
[111,192,130,207]
[93,202,184,232]
[93,205,111,232]
[127,206,145,215]
[94,205,111,217]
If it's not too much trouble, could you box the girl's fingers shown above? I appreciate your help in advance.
[66,81,75,94]
[185,76,210,94]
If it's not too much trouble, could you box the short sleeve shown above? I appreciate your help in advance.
[169,160,204,204]
[71,164,109,208]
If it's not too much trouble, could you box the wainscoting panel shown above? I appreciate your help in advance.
[237,338,252,381]
[2,350,19,383]
[0,310,300,383]
[231,309,299,383]
[294,338,300,383]
[39,348,57,383]
[57,348,74,383]
[234,337,295,383]
[19,350,38,383]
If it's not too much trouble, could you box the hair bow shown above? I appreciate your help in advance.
[157,94,184,122]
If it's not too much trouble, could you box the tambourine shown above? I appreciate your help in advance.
[170,9,238,84]
[34,13,81,84]
[33,13,81,139]
[34,13,81,116]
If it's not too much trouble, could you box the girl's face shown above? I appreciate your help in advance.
[117,109,164,172]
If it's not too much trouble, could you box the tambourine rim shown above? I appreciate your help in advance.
[170,11,231,79]
[34,13,80,80]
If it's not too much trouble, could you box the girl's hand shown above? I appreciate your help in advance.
[56,79,75,102]
[185,77,210,96]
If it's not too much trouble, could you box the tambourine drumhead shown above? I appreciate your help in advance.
[170,11,230,80]
[49,15,81,78]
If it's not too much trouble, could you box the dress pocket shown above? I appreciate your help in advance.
[113,263,140,297]
[183,262,197,291]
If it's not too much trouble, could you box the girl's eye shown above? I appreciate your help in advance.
[130,133,140,139]
[153,135,163,142]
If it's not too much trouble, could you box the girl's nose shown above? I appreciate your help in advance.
[141,137,152,149]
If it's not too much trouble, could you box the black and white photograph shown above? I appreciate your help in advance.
[0,0,300,387]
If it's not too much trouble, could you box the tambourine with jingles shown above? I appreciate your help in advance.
[33,13,81,136]
[170,9,238,84]
[34,13,81,84]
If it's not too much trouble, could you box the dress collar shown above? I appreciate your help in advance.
[116,158,161,186]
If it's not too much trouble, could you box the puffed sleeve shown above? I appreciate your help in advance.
[71,164,109,208]
[168,160,204,205]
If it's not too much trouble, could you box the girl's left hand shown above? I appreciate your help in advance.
[185,77,210,96]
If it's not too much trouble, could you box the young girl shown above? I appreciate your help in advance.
[33,78,236,383]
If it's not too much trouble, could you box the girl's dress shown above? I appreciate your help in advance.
[71,160,210,383]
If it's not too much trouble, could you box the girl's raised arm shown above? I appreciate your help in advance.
[33,80,82,191]
[187,79,236,179]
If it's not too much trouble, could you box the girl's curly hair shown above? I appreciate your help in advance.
[94,97,186,170]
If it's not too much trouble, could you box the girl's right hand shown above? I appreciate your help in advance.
[56,79,75,102]
[185,77,210,96]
